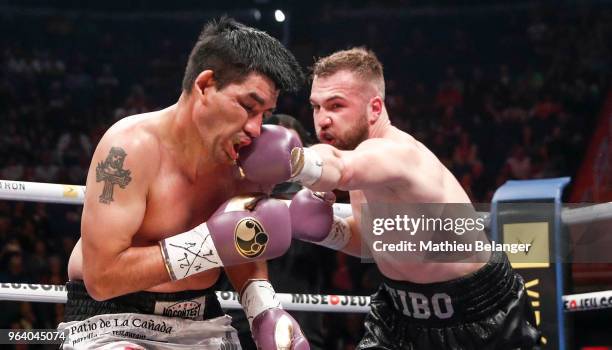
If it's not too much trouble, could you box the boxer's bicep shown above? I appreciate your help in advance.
[81,135,156,290]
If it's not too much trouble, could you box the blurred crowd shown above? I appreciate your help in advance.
[0,2,611,349]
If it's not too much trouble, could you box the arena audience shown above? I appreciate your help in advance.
[0,3,610,348]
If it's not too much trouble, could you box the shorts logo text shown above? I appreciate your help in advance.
[385,285,454,319]
[153,296,205,320]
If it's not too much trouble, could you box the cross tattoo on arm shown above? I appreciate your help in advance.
[96,147,132,204]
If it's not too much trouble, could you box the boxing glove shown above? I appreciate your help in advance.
[289,189,351,251]
[159,195,291,281]
[238,125,323,187]
[241,279,310,350]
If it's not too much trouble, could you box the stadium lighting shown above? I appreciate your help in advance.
[274,9,286,22]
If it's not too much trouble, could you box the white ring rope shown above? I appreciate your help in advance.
[0,283,369,313]
[0,180,86,205]
[1,180,611,223]
[0,180,355,217]
[1,180,612,314]
[0,283,610,313]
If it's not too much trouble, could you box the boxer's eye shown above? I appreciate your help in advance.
[240,102,255,113]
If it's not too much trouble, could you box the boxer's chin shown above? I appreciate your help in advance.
[336,128,368,150]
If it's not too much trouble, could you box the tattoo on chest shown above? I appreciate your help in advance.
[96,147,132,204]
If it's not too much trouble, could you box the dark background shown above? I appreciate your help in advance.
[1,0,611,348]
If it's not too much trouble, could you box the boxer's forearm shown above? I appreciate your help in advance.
[225,260,269,294]
[83,244,171,301]
[305,139,417,191]
[85,247,270,301]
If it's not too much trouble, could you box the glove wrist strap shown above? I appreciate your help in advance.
[240,279,282,328]
[159,223,222,281]
[316,215,351,250]
[290,147,323,186]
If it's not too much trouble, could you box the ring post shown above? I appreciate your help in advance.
[491,177,571,349]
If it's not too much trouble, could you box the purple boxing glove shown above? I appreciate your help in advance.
[289,189,352,251]
[159,195,292,281]
[241,279,310,350]
[252,309,309,350]
[238,125,303,186]
[289,189,334,242]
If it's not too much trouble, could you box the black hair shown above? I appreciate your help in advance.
[182,17,303,93]
[264,114,313,146]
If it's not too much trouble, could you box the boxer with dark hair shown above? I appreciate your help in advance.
[60,17,308,350]
[239,47,541,349]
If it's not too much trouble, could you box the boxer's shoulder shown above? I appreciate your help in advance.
[355,134,415,156]
[90,115,161,189]
[107,111,161,138]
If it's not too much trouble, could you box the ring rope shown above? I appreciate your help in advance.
[1,180,611,223]
[2,180,612,314]
[0,180,356,217]
[0,283,610,313]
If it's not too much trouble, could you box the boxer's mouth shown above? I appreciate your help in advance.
[228,136,251,161]
[226,141,240,161]
[232,143,240,159]
[319,132,335,145]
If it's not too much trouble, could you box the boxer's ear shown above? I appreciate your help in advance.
[368,96,383,124]
[194,70,215,99]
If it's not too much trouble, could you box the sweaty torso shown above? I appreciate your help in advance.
[351,128,488,283]
[68,112,251,292]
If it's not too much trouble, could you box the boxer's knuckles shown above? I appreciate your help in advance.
[289,189,335,242]
[252,308,310,350]
[208,195,292,265]
[238,124,303,185]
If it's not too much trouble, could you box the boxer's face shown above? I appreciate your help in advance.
[310,70,370,150]
[196,71,278,163]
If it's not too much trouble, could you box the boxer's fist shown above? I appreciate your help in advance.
[208,195,292,266]
[160,195,292,280]
[252,308,310,350]
[241,280,310,350]
[289,189,334,242]
[238,125,302,186]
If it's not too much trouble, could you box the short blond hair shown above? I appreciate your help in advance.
[312,47,385,97]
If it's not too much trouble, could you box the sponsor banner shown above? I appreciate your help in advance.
[563,291,612,312]
[2,283,612,314]
[0,180,85,204]
[214,290,370,313]
[0,282,67,303]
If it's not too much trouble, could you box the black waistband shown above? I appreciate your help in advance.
[381,251,522,325]
[64,280,224,322]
